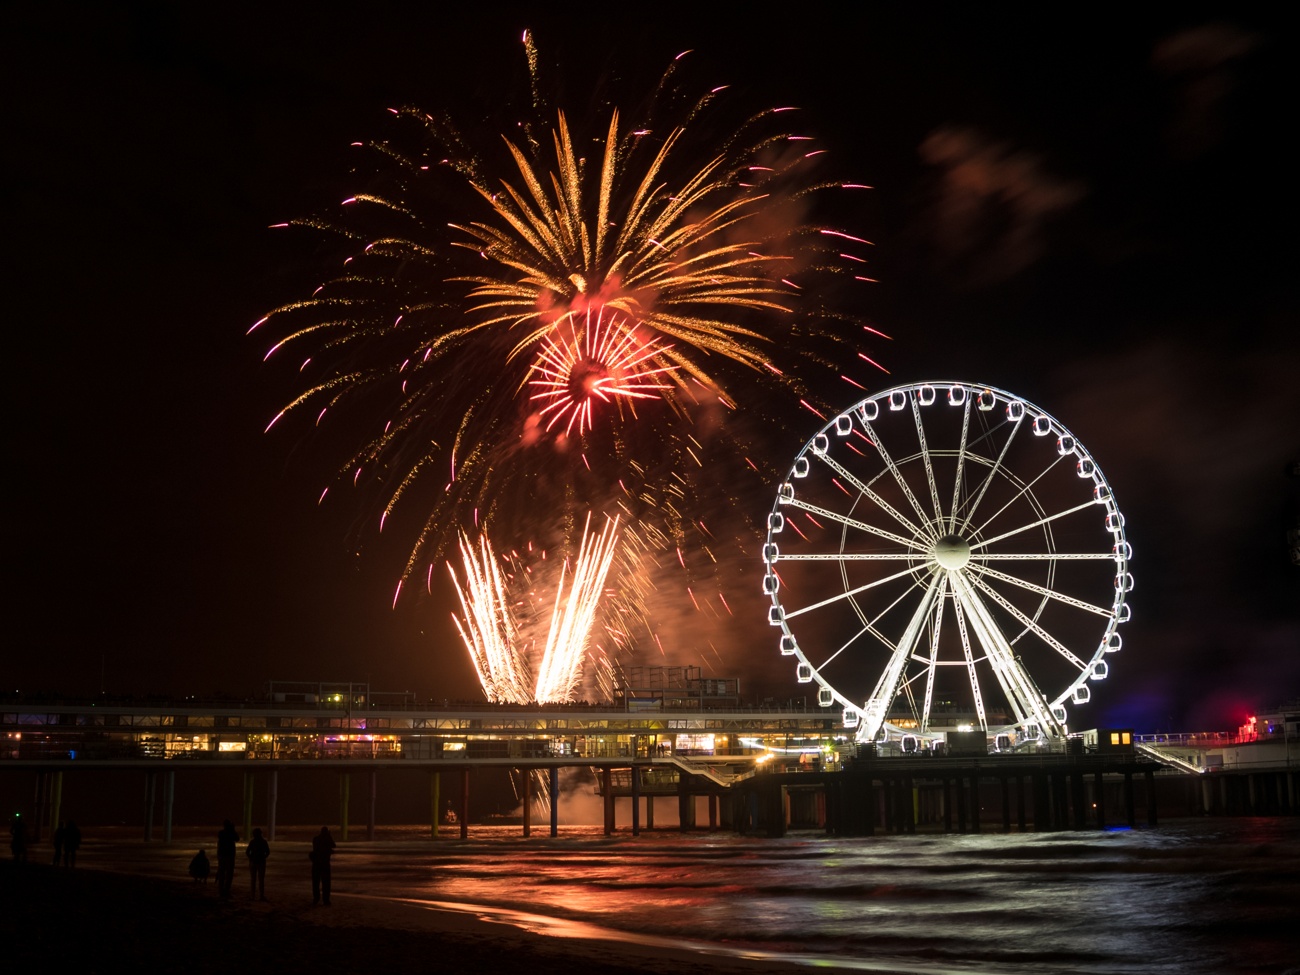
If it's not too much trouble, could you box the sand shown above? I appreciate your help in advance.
[0,856,808,975]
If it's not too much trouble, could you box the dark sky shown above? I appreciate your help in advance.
[6,4,1297,730]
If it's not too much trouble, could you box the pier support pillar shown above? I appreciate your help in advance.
[242,771,255,842]
[32,772,47,843]
[602,768,614,835]
[163,771,175,844]
[677,773,696,831]
[522,770,532,838]
[1094,771,1106,829]
[338,772,350,841]
[459,769,469,840]
[646,794,655,831]
[267,769,278,841]
[942,777,953,832]
[49,771,63,839]
[429,772,440,839]
[143,771,156,843]
[631,766,641,836]
[1145,769,1158,826]
[1016,776,1027,832]
[1124,771,1136,828]
[367,770,377,841]
[969,776,981,833]
[955,774,968,832]
[709,794,718,830]
[1001,776,1011,833]
[549,766,559,837]
[1071,772,1087,830]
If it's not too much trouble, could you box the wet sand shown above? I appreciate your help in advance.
[0,855,808,975]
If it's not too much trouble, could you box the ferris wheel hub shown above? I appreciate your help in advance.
[933,534,972,570]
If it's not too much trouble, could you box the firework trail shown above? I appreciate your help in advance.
[534,513,621,702]
[448,532,531,704]
[449,513,621,704]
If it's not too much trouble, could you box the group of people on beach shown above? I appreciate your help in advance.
[189,822,335,905]
[9,813,80,866]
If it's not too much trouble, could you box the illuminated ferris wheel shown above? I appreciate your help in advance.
[763,382,1131,743]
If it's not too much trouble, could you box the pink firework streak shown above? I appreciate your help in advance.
[527,309,675,435]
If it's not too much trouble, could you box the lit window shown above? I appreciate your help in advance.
[1110,732,1120,746]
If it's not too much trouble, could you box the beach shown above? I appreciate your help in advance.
[0,844,805,975]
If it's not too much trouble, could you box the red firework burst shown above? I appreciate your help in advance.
[527,309,675,435]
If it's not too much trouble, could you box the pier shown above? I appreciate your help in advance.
[5,692,1296,842]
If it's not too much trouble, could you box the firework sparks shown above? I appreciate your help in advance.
[534,513,621,702]
[527,308,675,435]
[448,533,531,704]
[450,514,621,704]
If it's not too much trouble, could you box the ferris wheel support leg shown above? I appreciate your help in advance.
[949,571,1067,739]
[859,571,942,742]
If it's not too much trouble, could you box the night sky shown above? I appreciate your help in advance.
[7,4,1297,731]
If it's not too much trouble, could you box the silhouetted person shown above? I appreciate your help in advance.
[9,814,26,863]
[63,821,81,867]
[246,828,269,900]
[216,819,240,899]
[309,826,335,906]
[52,821,65,866]
[189,849,211,883]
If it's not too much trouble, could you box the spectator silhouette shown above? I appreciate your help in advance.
[246,828,270,900]
[216,819,240,899]
[189,849,211,883]
[63,821,81,867]
[52,821,65,866]
[309,826,335,906]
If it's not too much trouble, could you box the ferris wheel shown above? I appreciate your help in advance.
[763,382,1131,743]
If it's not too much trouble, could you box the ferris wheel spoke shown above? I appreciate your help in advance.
[949,591,988,730]
[778,552,930,561]
[858,413,936,535]
[911,396,944,526]
[967,574,1089,671]
[860,569,943,740]
[948,398,972,534]
[956,413,1024,535]
[981,553,1115,560]
[968,453,1067,538]
[921,574,947,731]
[781,498,922,552]
[783,563,922,621]
[812,448,929,542]
[970,499,1098,551]
[950,573,1065,736]
[966,563,1113,618]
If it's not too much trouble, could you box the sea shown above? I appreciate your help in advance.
[88,818,1300,975]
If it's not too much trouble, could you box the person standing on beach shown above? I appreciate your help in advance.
[245,828,269,900]
[52,821,65,866]
[309,826,335,906]
[216,819,239,899]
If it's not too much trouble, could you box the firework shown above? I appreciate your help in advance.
[449,513,621,704]
[448,532,531,704]
[527,308,676,435]
[259,36,884,696]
